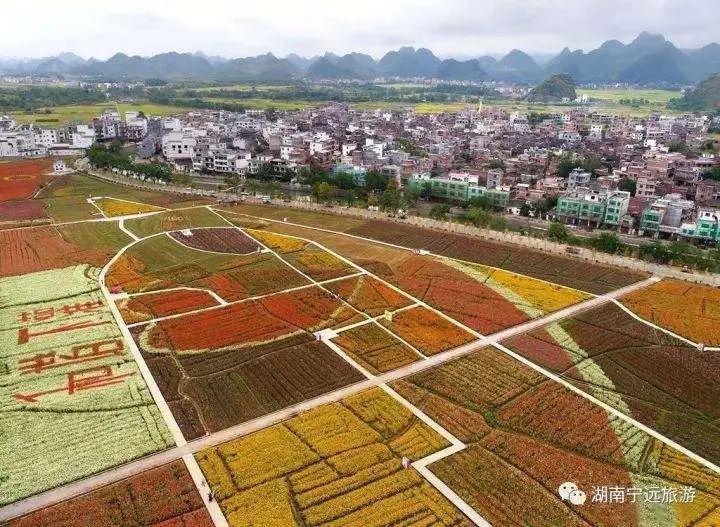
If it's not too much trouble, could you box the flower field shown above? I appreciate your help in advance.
[247,228,356,281]
[379,306,476,355]
[138,332,364,439]
[0,265,173,505]
[332,323,420,373]
[195,388,469,526]
[92,197,165,217]
[169,227,262,254]
[621,279,720,346]
[134,285,364,355]
[0,200,48,223]
[324,274,414,316]
[6,460,213,526]
[116,288,220,325]
[392,347,720,527]
[345,219,647,294]
[105,234,309,301]
[123,207,228,238]
[260,286,365,330]
[0,223,130,278]
[502,302,720,466]
[0,159,50,201]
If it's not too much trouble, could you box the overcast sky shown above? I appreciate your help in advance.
[3,0,719,60]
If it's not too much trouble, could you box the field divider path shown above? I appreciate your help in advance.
[610,298,707,348]
[98,238,187,448]
[4,274,714,523]
[318,330,489,526]
[182,454,230,527]
[118,218,140,241]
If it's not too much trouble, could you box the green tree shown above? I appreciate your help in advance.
[465,207,492,227]
[548,222,570,243]
[313,181,332,203]
[593,231,622,254]
[245,179,260,195]
[380,180,401,212]
[703,166,720,182]
[618,177,637,196]
[467,194,492,210]
[429,204,451,220]
[519,203,532,217]
[364,170,390,193]
[557,154,581,178]
[403,185,421,207]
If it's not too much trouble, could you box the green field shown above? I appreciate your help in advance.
[10,102,191,127]
[201,97,314,111]
[193,84,292,92]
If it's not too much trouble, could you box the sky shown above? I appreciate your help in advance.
[3,0,719,60]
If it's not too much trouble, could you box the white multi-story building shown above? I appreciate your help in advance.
[162,132,196,161]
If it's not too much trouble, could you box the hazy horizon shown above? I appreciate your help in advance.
[3,0,719,61]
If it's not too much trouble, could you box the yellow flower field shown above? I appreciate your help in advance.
[195,388,467,527]
[94,198,165,217]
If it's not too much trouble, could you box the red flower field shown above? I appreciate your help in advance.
[117,289,220,324]
[0,200,48,222]
[7,460,213,527]
[0,159,50,202]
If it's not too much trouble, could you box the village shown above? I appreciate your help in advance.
[2,99,720,245]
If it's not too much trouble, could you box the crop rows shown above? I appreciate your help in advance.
[6,460,213,526]
[116,288,220,325]
[345,220,647,294]
[332,323,420,373]
[379,306,476,355]
[93,197,165,217]
[393,346,720,527]
[105,234,309,301]
[502,302,720,466]
[621,278,720,346]
[169,227,262,254]
[0,159,50,202]
[247,228,356,281]
[195,388,469,526]
[0,264,173,505]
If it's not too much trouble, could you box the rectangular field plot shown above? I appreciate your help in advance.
[379,306,476,355]
[392,347,720,527]
[0,223,131,278]
[116,288,221,325]
[0,158,50,202]
[105,232,309,301]
[621,278,720,346]
[169,227,261,254]
[247,228,357,281]
[344,220,647,294]
[135,326,365,439]
[332,323,421,373]
[196,388,470,527]
[324,274,414,317]
[502,302,720,466]
[123,207,228,238]
[0,265,173,505]
[5,460,213,526]
[92,197,165,217]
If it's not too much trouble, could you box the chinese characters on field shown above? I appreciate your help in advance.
[13,299,135,403]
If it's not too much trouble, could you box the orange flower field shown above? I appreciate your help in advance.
[379,306,476,355]
[620,278,720,346]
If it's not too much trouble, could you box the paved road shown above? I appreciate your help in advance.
[0,273,666,523]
